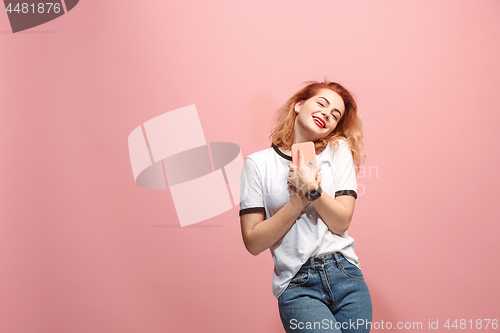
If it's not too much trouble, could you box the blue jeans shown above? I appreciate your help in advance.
[278,252,373,333]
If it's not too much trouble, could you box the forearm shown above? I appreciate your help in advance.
[246,201,304,255]
[312,192,353,235]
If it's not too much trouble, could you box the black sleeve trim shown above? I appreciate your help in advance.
[239,207,266,216]
[335,190,357,199]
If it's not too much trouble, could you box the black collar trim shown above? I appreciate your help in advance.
[272,145,292,161]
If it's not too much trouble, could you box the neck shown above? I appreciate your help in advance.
[293,124,309,145]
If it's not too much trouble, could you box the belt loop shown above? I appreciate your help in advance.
[309,257,315,267]
[334,252,342,269]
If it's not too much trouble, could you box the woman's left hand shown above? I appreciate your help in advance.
[287,149,321,195]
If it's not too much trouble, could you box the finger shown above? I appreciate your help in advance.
[316,174,322,185]
[298,149,305,165]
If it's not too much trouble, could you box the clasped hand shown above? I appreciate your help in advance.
[287,149,321,208]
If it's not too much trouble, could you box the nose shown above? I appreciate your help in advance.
[321,109,329,120]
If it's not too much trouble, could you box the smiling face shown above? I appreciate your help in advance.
[293,88,346,143]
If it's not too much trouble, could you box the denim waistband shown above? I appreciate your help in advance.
[301,252,346,268]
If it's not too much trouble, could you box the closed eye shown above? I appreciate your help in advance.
[317,102,325,107]
[331,112,338,120]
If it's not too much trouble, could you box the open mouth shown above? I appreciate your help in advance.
[312,116,325,128]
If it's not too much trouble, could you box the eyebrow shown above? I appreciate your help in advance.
[319,97,342,117]
[319,97,330,106]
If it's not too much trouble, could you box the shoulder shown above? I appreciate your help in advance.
[324,138,351,155]
[244,147,275,169]
[241,147,276,186]
[333,138,349,149]
[320,139,353,165]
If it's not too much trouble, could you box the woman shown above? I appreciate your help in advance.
[239,80,372,333]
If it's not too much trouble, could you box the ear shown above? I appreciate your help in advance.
[294,100,303,114]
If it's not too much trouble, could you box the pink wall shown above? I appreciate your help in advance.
[1,1,500,332]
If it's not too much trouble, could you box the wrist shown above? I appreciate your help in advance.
[305,185,323,202]
[287,200,305,215]
[298,181,318,194]
[307,183,319,192]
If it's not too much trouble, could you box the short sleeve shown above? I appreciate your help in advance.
[333,141,358,199]
[239,157,266,216]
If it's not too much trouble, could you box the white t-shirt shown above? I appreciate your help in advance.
[239,140,361,299]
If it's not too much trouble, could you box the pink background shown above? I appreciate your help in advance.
[1,1,500,332]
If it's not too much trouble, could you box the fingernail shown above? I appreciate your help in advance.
[309,161,312,165]
[298,149,300,152]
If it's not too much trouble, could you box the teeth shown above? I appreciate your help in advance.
[313,117,325,128]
